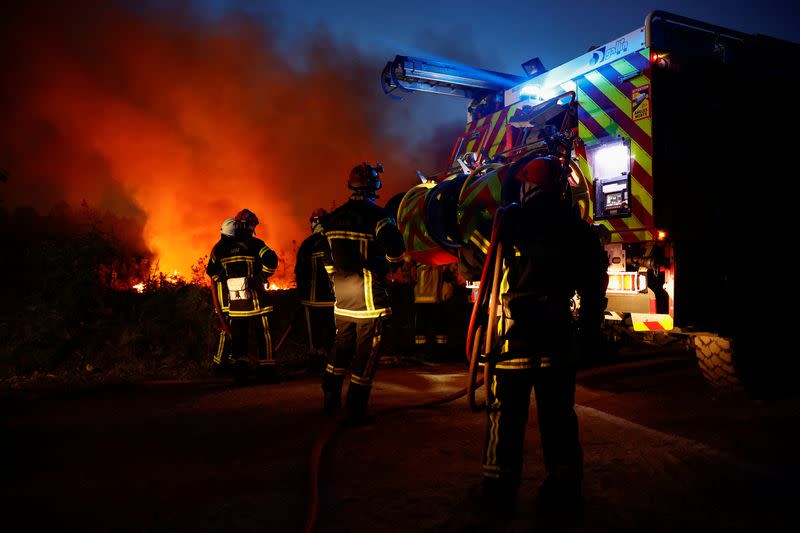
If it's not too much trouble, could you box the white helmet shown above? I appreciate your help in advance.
[221,218,237,237]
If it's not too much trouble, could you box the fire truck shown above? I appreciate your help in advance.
[381,11,799,395]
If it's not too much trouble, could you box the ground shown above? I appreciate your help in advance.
[2,350,798,532]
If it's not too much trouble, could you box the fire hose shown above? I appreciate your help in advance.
[273,304,304,354]
[209,283,234,339]
[466,206,508,411]
[304,207,510,533]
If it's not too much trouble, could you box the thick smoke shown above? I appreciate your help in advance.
[0,1,461,285]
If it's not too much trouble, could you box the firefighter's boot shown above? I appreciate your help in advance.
[535,475,583,524]
[345,383,373,426]
[322,372,344,414]
[233,358,252,386]
[256,363,279,384]
[482,477,518,517]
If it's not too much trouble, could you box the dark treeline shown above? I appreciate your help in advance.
[0,202,218,380]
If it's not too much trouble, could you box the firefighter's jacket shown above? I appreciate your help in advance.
[495,197,608,369]
[413,264,458,304]
[322,199,405,319]
[295,232,335,307]
[206,234,279,317]
[413,264,442,304]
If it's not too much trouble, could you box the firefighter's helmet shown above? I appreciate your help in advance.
[348,162,383,195]
[221,218,237,237]
[310,208,327,232]
[309,208,328,222]
[235,209,259,234]
[517,156,562,203]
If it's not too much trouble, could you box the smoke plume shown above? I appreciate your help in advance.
[0,1,460,286]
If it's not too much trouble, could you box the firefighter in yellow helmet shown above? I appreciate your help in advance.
[206,209,279,384]
[208,218,237,375]
[321,162,406,424]
[294,208,336,373]
[481,156,608,515]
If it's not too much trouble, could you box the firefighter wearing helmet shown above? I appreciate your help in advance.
[294,208,336,373]
[206,209,280,383]
[320,162,406,424]
[481,156,608,514]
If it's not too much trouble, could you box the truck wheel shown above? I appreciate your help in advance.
[693,334,744,393]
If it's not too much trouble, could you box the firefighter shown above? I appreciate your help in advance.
[412,263,452,358]
[294,208,336,373]
[206,209,280,384]
[321,162,406,424]
[480,156,608,515]
[209,218,236,375]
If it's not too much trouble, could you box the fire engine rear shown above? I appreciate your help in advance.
[381,11,800,395]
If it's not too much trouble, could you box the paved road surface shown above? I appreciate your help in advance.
[2,353,798,531]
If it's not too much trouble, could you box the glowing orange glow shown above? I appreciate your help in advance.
[657,230,667,241]
[1,2,448,288]
[132,283,145,293]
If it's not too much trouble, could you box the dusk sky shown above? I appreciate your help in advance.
[199,1,799,65]
[198,0,800,126]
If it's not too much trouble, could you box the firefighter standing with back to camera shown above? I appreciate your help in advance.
[295,208,336,373]
[481,156,608,514]
[321,162,405,423]
[206,209,280,382]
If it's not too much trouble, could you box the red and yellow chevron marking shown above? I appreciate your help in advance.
[457,165,508,247]
[576,49,655,243]
[397,183,438,253]
[459,106,517,162]
[631,313,674,332]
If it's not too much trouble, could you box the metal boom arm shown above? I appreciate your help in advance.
[381,55,524,100]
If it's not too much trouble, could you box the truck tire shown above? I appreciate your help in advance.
[693,334,744,393]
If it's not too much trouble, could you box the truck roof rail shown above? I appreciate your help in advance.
[645,10,750,46]
[381,55,524,100]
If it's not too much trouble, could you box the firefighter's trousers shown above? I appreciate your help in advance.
[482,364,582,489]
[322,315,385,416]
[304,305,335,355]
[213,316,232,368]
[230,313,274,369]
[414,303,448,355]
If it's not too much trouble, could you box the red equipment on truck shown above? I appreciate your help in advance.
[381,11,800,395]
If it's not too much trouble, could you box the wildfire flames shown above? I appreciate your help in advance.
[0,1,458,288]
